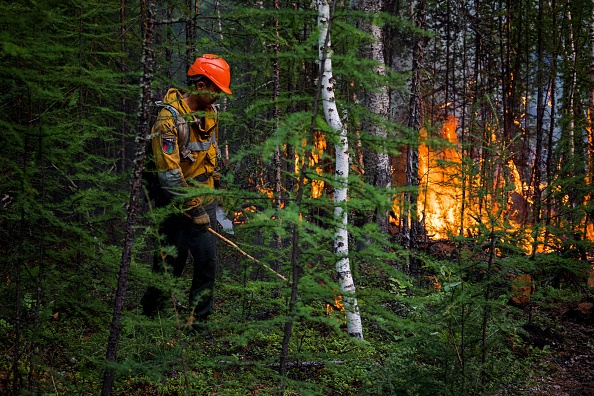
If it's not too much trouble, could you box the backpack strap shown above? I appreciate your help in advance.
[153,100,218,155]
[187,132,216,152]
[155,101,190,149]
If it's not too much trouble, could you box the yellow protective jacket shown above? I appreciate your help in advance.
[151,88,218,210]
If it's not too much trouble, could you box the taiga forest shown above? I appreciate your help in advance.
[2,0,594,394]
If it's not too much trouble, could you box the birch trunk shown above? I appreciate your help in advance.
[355,0,391,234]
[566,9,581,238]
[318,0,363,340]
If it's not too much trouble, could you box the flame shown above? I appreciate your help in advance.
[237,132,327,226]
[417,115,462,239]
[392,114,591,255]
[427,275,442,291]
[258,185,275,200]
[325,294,346,324]
[294,132,326,198]
[233,205,257,225]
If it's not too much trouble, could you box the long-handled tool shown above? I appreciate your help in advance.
[208,228,288,282]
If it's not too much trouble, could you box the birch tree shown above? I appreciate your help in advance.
[318,0,363,340]
[352,0,392,234]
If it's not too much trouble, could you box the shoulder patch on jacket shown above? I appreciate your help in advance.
[162,136,176,154]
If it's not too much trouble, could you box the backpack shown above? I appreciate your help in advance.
[142,101,189,207]
[142,100,219,206]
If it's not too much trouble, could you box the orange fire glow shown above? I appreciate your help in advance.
[294,132,326,198]
[417,115,463,239]
[392,114,592,255]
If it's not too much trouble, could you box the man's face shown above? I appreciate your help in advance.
[195,80,222,105]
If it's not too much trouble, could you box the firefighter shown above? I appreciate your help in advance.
[141,54,232,324]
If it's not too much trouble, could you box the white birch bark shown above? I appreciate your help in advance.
[354,0,391,233]
[317,0,363,340]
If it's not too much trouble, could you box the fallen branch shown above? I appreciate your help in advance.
[218,360,344,368]
[208,228,288,283]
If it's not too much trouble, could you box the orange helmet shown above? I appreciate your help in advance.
[188,54,232,94]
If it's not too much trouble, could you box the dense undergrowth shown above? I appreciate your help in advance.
[3,215,592,395]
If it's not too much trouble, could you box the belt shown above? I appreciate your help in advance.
[194,173,213,183]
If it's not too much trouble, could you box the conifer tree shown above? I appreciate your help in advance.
[1,0,136,392]
[101,0,155,393]
[404,0,426,275]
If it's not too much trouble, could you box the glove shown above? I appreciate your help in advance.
[188,208,211,232]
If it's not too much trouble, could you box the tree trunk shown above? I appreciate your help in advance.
[356,0,391,234]
[186,0,197,76]
[531,0,544,254]
[590,0,594,187]
[273,0,283,272]
[318,0,363,340]
[404,0,426,275]
[545,0,558,263]
[101,0,155,394]
[586,1,594,287]
[119,0,127,173]
[12,151,26,396]
[566,8,581,243]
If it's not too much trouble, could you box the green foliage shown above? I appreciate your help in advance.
[1,0,592,395]
[0,0,137,393]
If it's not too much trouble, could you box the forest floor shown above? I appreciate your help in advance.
[522,297,594,396]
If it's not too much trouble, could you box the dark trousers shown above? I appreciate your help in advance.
[142,200,218,319]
